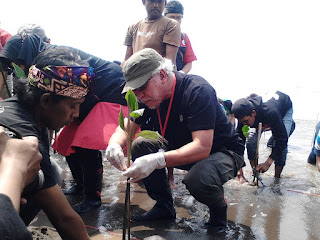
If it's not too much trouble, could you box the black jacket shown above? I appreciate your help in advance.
[248,91,292,160]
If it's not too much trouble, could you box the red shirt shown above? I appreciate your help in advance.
[0,29,12,49]
[181,33,197,64]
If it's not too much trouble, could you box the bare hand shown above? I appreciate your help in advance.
[255,159,273,173]
[0,127,42,186]
[21,136,42,186]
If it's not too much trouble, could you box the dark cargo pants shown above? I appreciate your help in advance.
[131,137,243,210]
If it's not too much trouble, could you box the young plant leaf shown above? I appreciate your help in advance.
[12,63,26,78]
[130,109,145,119]
[125,90,138,112]
[242,125,250,138]
[119,106,125,131]
[135,130,160,139]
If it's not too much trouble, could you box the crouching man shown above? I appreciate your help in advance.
[232,92,295,178]
[106,48,244,231]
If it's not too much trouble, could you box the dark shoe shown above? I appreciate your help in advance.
[72,197,101,214]
[131,204,176,222]
[63,185,83,195]
[206,205,227,232]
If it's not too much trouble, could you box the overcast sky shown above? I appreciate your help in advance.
[1,0,319,120]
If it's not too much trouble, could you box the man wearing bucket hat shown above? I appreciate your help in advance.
[0,47,92,239]
[106,48,245,231]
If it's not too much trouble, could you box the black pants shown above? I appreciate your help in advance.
[131,137,243,209]
[66,148,103,199]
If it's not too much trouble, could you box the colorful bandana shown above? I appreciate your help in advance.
[28,65,94,99]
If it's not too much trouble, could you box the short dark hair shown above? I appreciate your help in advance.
[164,0,184,15]
[231,98,254,119]
[33,46,87,68]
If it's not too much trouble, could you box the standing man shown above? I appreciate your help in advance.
[231,92,295,178]
[107,48,245,231]
[121,0,181,68]
[164,0,197,74]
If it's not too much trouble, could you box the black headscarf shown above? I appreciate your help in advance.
[0,34,49,68]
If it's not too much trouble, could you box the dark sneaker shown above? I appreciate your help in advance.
[131,204,176,222]
[72,198,101,214]
[206,205,227,232]
[63,185,83,195]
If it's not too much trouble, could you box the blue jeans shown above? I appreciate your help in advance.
[246,108,295,166]
[308,121,320,164]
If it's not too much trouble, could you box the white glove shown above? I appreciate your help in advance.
[106,143,127,171]
[122,151,166,183]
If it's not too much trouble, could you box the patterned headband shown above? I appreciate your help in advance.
[28,65,94,99]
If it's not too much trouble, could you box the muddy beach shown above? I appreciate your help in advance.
[29,119,320,240]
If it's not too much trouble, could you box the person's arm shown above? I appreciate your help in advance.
[164,129,213,167]
[257,112,287,172]
[0,128,42,211]
[0,70,8,99]
[180,62,192,74]
[108,118,140,148]
[165,44,178,69]
[256,157,274,173]
[121,46,133,68]
[229,113,236,126]
[34,185,90,240]
[0,194,33,240]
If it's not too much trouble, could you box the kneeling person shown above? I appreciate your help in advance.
[106,48,244,231]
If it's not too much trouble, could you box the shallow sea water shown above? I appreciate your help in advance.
[31,119,320,240]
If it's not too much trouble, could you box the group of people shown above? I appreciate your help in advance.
[0,0,310,239]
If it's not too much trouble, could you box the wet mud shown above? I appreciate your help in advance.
[30,119,320,239]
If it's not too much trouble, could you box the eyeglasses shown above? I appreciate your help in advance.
[134,73,157,92]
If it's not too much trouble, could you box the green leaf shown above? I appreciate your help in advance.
[129,109,145,119]
[119,106,125,131]
[136,130,160,139]
[242,125,250,138]
[12,63,26,78]
[125,90,138,112]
